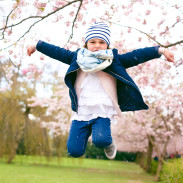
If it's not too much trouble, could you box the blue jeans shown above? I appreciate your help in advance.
[67,117,112,158]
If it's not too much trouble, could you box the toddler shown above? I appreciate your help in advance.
[27,22,174,159]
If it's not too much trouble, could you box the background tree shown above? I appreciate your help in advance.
[0,58,37,163]
[112,66,183,180]
[27,76,71,159]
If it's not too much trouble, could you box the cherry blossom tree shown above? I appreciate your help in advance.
[0,0,183,49]
[0,56,45,163]
[0,0,183,180]
[27,76,72,158]
[112,58,183,180]
[1,0,182,94]
[28,78,72,137]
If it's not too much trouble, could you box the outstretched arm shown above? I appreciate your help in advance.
[118,46,174,69]
[27,40,76,65]
[158,47,174,63]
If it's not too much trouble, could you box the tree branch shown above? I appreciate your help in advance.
[1,0,82,49]
[100,18,183,48]
[2,49,18,68]
[66,0,84,44]
[1,4,18,39]
[3,18,43,50]
[99,18,164,46]
[0,0,81,31]
[164,40,183,48]
[148,135,161,158]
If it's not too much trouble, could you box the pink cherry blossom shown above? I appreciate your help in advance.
[145,10,151,15]
[69,11,75,16]
[40,55,44,60]
[55,0,66,6]
[8,50,13,55]
[65,21,71,27]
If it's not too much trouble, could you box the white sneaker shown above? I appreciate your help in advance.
[104,141,117,160]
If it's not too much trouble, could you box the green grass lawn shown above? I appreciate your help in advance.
[0,156,158,183]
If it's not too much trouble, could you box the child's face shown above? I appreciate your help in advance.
[87,38,108,52]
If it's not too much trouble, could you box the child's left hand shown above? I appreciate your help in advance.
[164,49,174,63]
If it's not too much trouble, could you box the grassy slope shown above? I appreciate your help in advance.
[0,156,158,183]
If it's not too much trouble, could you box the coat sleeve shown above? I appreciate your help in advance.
[118,46,161,69]
[36,40,76,65]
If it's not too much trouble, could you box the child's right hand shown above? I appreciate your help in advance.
[27,45,36,56]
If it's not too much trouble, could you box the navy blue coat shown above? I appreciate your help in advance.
[36,41,161,112]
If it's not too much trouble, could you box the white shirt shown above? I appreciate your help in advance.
[71,70,122,123]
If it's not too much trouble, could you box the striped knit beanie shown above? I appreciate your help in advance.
[85,22,111,46]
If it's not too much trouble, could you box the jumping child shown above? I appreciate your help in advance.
[27,22,174,159]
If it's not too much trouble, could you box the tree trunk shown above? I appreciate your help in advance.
[140,152,146,169]
[135,152,142,165]
[24,105,30,131]
[155,158,164,181]
[7,144,18,164]
[7,152,16,164]
[146,139,153,172]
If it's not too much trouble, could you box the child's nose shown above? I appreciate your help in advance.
[95,43,101,47]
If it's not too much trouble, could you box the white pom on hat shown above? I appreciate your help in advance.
[85,22,111,46]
